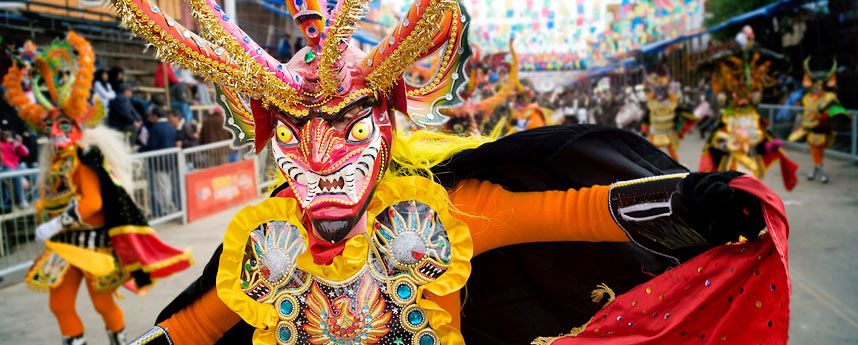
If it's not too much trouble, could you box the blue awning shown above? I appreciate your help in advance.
[638,0,804,55]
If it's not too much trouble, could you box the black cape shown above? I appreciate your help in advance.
[156,125,688,344]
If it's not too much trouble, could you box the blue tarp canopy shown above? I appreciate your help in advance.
[639,0,804,54]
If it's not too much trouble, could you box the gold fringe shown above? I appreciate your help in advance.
[365,0,455,94]
[318,0,371,96]
[591,282,616,304]
[530,283,618,345]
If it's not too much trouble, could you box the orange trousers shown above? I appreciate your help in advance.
[809,143,825,165]
[49,266,125,337]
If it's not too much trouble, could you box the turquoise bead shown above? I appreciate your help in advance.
[277,325,291,341]
[396,284,413,299]
[279,300,293,315]
[419,333,435,345]
[407,309,424,325]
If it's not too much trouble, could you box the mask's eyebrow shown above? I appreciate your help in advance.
[280,96,377,125]
[320,96,376,122]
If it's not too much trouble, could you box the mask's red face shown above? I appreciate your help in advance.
[271,96,394,244]
[47,113,82,150]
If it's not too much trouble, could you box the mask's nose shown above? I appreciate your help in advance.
[301,118,346,172]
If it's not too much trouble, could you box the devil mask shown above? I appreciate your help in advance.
[2,32,104,150]
[111,0,471,245]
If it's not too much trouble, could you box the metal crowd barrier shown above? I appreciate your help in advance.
[758,103,858,164]
[0,140,278,287]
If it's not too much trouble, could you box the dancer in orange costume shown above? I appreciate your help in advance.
[2,32,192,345]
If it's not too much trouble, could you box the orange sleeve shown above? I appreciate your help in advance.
[525,109,545,129]
[449,179,628,256]
[72,164,104,226]
[159,289,242,345]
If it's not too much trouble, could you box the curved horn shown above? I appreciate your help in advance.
[363,0,458,94]
[2,65,49,129]
[318,0,372,96]
[109,0,300,112]
[399,1,472,126]
[187,0,305,110]
[285,0,325,48]
[803,57,812,76]
[63,31,95,122]
[828,58,838,78]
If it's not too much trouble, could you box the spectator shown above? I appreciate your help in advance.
[141,107,176,152]
[0,130,30,209]
[107,66,126,94]
[92,69,116,103]
[169,108,198,148]
[107,83,143,143]
[141,107,178,215]
[194,82,214,106]
[150,94,167,113]
[154,62,178,88]
[130,90,150,119]
[170,80,193,123]
[200,107,232,165]
[277,34,293,59]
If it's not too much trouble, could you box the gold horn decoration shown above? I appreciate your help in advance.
[363,0,457,95]
[318,0,372,97]
[108,0,301,112]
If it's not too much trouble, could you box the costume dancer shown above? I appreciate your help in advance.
[110,1,789,344]
[700,29,798,191]
[641,73,694,160]
[788,58,850,183]
[438,39,519,136]
[2,32,192,345]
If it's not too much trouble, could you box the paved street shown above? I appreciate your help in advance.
[0,135,856,344]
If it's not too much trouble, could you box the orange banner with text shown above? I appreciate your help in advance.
[186,160,257,222]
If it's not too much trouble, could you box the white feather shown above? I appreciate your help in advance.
[39,126,135,196]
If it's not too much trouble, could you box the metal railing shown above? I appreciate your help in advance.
[0,140,278,287]
[758,103,858,164]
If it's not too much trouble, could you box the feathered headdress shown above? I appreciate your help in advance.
[2,32,105,131]
[108,0,472,153]
[710,52,776,105]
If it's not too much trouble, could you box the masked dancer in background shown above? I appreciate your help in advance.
[641,73,695,160]
[438,39,519,136]
[111,1,790,344]
[2,32,192,345]
[700,27,798,191]
[788,58,851,183]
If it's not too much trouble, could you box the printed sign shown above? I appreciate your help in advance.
[186,159,257,222]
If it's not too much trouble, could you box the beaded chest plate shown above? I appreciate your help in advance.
[647,99,678,133]
[238,200,451,345]
[723,111,764,150]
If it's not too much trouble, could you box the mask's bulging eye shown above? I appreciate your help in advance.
[276,123,297,146]
[347,116,373,143]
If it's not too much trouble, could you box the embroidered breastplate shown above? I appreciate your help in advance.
[40,149,78,221]
[218,177,472,345]
[647,99,677,133]
[723,109,764,151]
